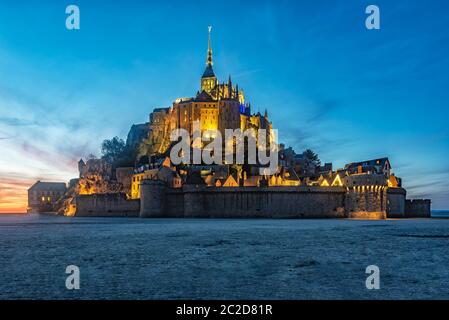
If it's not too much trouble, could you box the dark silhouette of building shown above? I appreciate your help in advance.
[27,181,67,213]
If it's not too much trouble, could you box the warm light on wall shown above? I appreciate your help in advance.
[331,174,343,187]
[387,176,399,188]
[320,179,330,187]
[65,204,76,217]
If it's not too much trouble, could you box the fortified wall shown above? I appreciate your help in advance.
[138,179,408,219]
[72,179,414,219]
[405,199,431,218]
[140,181,347,218]
[75,193,139,217]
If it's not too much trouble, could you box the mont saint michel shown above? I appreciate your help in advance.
[26,27,430,220]
[1,1,449,303]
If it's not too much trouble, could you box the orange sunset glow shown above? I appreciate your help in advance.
[0,178,30,213]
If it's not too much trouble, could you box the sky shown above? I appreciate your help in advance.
[0,0,448,212]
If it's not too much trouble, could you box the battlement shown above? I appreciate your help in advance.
[139,181,402,219]
[405,199,431,218]
[70,182,422,220]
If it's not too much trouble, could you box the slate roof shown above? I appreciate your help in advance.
[194,90,214,102]
[202,65,215,78]
[29,181,67,191]
[345,157,389,169]
[344,157,390,174]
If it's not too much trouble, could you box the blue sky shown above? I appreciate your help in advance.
[0,0,448,211]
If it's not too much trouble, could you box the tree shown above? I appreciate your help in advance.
[303,149,321,167]
[113,145,136,168]
[294,149,321,178]
[101,136,137,168]
[101,137,126,164]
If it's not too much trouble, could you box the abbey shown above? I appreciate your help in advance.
[131,26,272,157]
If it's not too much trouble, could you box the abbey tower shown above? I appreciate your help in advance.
[139,27,273,158]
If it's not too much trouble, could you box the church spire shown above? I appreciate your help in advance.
[201,26,217,92]
[206,26,213,67]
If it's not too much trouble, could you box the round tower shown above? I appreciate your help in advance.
[140,179,166,218]
[344,174,388,219]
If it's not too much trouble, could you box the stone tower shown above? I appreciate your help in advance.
[140,179,166,217]
[344,174,388,219]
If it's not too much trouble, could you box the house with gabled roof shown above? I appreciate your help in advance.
[28,181,67,213]
[345,157,391,176]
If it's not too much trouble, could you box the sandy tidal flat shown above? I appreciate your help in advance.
[0,214,448,299]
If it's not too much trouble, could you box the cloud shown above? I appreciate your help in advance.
[0,174,35,213]
[233,68,264,79]
[281,126,313,148]
[273,96,349,161]
[406,180,446,191]
[305,99,339,124]
[0,116,37,127]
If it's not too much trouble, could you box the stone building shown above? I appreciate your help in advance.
[132,27,273,159]
[77,158,121,195]
[345,157,391,176]
[116,167,134,196]
[318,172,344,187]
[131,157,182,199]
[27,181,67,213]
